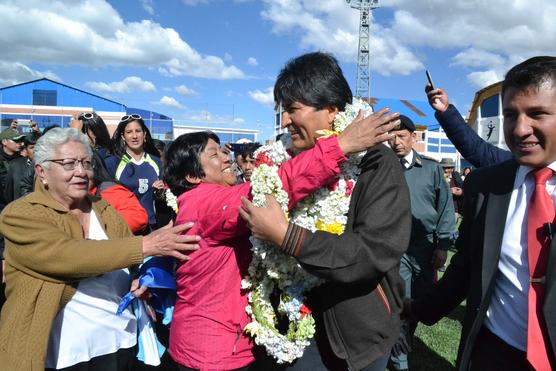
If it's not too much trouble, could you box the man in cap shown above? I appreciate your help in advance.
[0,128,25,306]
[388,115,456,371]
[440,158,464,227]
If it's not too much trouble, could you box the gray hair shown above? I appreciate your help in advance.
[34,128,93,168]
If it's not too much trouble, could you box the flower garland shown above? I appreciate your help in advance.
[165,188,178,213]
[242,98,373,363]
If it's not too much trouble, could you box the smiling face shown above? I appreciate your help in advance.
[503,84,556,168]
[281,102,337,151]
[122,120,145,154]
[196,139,237,187]
[36,141,92,209]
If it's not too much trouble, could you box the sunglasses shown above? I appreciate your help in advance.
[120,114,142,123]
[78,112,94,120]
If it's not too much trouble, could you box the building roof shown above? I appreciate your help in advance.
[466,81,502,124]
[364,97,439,130]
[0,77,125,107]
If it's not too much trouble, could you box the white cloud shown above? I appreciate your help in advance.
[467,70,502,89]
[0,0,245,80]
[247,57,258,66]
[86,76,156,93]
[260,0,556,78]
[249,87,274,107]
[261,0,423,76]
[141,0,154,15]
[175,84,198,97]
[0,61,61,87]
[156,96,185,109]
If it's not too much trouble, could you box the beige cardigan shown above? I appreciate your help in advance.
[0,183,143,370]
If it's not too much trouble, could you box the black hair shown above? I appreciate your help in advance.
[238,142,261,161]
[274,52,352,111]
[153,139,166,153]
[79,112,113,153]
[502,56,556,98]
[111,117,159,158]
[164,131,220,196]
[91,151,118,188]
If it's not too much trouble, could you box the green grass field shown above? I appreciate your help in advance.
[410,251,463,370]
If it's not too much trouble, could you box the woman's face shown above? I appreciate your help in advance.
[197,139,237,187]
[37,141,93,208]
[122,121,145,153]
[280,102,337,151]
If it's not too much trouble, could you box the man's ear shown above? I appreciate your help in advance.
[326,106,339,128]
[410,131,418,143]
[185,175,202,185]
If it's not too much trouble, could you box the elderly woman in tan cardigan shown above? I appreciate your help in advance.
[0,128,200,371]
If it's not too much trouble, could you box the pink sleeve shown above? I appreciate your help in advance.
[277,135,347,210]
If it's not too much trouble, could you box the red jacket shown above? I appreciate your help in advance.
[169,136,346,370]
[89,183,149,234]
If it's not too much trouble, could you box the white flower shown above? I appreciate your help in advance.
[165,189,178,213]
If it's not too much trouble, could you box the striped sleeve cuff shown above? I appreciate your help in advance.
[279,222,307,257]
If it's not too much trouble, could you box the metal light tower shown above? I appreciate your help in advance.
[346,0,379,99]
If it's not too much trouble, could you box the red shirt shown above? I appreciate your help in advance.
[169,136,346,370]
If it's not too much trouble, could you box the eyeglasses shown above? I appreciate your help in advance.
[78,112,94,120]
[46,158,93,171]
[120,114,142,123]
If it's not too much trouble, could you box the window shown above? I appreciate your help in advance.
[33,89,57,106]
[480,94,499,118]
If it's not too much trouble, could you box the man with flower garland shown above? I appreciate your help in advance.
[239,52,412,371]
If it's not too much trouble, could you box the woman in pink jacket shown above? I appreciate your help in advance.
[164,111,397,371]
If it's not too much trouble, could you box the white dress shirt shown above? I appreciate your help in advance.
[484,162,556,350]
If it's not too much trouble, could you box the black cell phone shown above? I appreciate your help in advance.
[426,70,434,89]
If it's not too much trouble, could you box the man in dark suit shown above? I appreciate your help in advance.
[411,56,556,371]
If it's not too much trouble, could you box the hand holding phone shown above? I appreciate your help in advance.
[426,70,434,90]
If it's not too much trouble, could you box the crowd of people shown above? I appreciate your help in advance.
[0,52,554,371]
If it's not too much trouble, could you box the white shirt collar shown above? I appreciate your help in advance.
[403,150,414,167]
[514,161,556,188]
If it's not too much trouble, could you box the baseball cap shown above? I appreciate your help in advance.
[0,128,25,141]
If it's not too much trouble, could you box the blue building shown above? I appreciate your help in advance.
[0,78,172,139]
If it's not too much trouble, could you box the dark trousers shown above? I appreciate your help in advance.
[45,346,135,371]
[468,327,530,371]
[285,338,390,371]
[389,253,435,370]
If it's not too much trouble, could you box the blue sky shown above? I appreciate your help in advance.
[0,0,555,141]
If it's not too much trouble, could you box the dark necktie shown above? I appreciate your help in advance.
[527,167,555,370]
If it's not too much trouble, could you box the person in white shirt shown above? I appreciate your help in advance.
[410,56,556,371]
[0,128,200,371]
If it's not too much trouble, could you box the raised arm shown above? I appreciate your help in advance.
[426,85,512,168]
[278,107,400,209]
